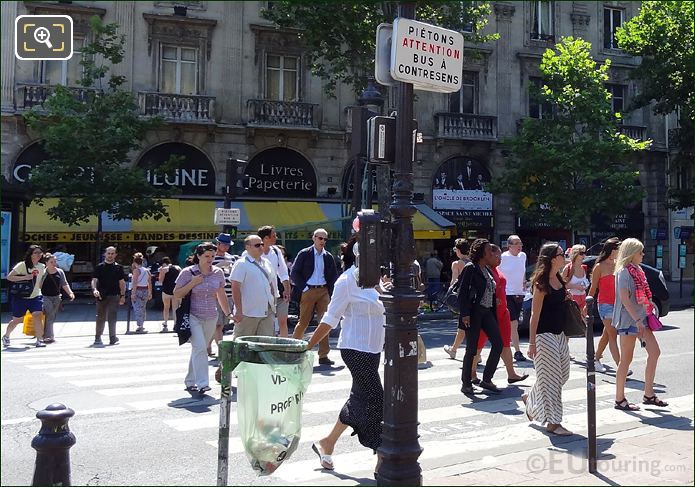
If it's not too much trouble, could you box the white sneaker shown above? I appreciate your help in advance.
[443,345,457,360]
[594,360,607,373]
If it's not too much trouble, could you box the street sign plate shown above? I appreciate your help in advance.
[375,23,396,86]
[214,208,240,226]
[390,17,464,93]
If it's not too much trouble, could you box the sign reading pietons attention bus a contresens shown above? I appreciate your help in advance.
[390,18,464,93]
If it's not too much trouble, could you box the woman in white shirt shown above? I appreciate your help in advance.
[307,238,390,474]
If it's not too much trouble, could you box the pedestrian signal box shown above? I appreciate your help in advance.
[367,116,395,164]
[357,209,383,288]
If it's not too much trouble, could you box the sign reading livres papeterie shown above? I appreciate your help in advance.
[390,18,464,93]
[244,148,317,198]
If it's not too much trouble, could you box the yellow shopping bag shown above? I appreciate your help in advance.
[22,311,44,337]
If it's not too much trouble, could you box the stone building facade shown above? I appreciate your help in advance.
[1,1,689,282]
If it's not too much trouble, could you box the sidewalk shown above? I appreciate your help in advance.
[425,418,694,486]
[668,279,694,310]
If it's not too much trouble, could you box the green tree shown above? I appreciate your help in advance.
[261,1,498,97]
[490,37,650,232]
[23,17,177,243]
[616,1,694,209]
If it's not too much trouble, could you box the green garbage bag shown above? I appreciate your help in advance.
[234,351,314,476]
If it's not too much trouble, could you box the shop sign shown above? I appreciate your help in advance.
[137,143,216,196]
[432,157,493,224]
[245,148,317,198]
[236,230,342,241]
[22,231,223,243]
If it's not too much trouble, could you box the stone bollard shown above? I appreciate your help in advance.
[31,403,76,487]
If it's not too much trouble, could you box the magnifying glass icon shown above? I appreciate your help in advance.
[33,27,53,49]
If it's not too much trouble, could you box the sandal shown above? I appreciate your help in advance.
[546,424,573,436]
[311,442,334,470]
[643,395,668,407]
[521,394,532,421]
[614,398,640,411]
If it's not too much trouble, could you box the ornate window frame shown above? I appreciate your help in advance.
[250,24,306,101]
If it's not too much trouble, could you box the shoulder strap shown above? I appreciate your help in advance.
[272,246,280,258]
[250,260,271,282]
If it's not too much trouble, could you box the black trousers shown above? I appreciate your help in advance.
[461,305,503,386]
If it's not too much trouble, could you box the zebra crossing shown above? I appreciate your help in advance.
[2,331,692,484]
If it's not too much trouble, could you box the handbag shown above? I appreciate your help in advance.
[646,312,663,331]
[562,299,587,338]
[444,277,461,314]
[9,278,35,299]
[173,270,198,346]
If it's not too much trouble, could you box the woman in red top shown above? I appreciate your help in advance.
[587,238,623,374]
[472,244,528,384]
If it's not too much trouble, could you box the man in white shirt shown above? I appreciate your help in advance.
[230,235,277,339]
[258,226,291,337]
[499,235,527,362]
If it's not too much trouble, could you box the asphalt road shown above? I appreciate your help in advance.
[1,308,692,486]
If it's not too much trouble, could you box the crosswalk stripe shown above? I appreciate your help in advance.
[0,407,128,426]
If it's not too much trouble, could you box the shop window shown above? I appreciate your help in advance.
[605,83,625,115]
[265,54,299,101]
[448,71,478,114]
[603,7,623,49]
[41,37,85,86]
[159,45,198,95]
[531,1,554,41]
[529,77,552,119]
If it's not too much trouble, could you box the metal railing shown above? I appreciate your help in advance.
[247,99,318,128]
[138,92,215,123]
[435,112,497,140]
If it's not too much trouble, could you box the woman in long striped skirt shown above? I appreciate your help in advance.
[523,243,573,436]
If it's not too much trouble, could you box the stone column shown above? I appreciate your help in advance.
[1,1,18,112]
[493,2,516,137]
[112,1,135,90]
[223,1,243,123]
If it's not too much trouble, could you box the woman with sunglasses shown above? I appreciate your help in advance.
[174,242,232,394]
[3,245,47,348]
[613,238,668,411]
[523,243,573,436]
[587,237,624,374]
[562,245,590,314]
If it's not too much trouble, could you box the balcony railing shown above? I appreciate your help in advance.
[247,99,318,128]
[17,83,97,110]
[618,124,647,141]
[435,113,497,141]
[138,92,215,123]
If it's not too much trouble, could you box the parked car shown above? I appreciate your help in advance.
[519,256,669,332]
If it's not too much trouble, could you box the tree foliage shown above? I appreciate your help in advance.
[261,1,498,97]
[23,17,176,226]
[616,1,694,209]
[490,37,650,231]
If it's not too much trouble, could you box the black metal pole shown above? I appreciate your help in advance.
[585,296,597,473]
[376,3,422,485]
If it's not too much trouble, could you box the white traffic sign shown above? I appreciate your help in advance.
[390,18,464,93]
[214,208,240,226]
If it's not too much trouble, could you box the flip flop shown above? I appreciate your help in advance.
[311,442,334,470]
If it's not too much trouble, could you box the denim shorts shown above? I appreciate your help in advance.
[617,325,639,336]
[598,303,614,320]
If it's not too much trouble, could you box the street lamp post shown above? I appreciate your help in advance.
[376,2,423,485]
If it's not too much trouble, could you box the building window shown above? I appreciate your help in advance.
[41,37,85,86]
[529,77,553,119]
[531,1,554,41]
[266,54,299,101]
[604,7,623,49]
[159,45,198,95]
[458,1,475,33]
[448,71,478,114]
[605,83,625,114]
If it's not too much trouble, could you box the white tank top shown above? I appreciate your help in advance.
[135,265,150,287]
[568,273,589,296]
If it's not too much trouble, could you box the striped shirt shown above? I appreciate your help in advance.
[212,252,238,298]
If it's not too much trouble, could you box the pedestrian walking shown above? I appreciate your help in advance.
[562,244,589,314]
[3,245,47,348]
[91,246,126,346]
[230,235,277,339]
[458,238,503,395]
[157,256,181,333]
[291,228,338,366]
[131,252,152,334]
[499,235,528,362]
[444,238,470,359]
[307,240,391,473]
[587,237,624,373]
[613,238,668,411]
[174,242,232,394]
[41,252,75,343]
[259,225,291,337]
[210,233,238,356]
[522,243,573,436]
[425,252,443,307]
[471,245,528,384]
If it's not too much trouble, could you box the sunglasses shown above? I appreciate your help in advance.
[315,236,327,241]
[249,243,263,248]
